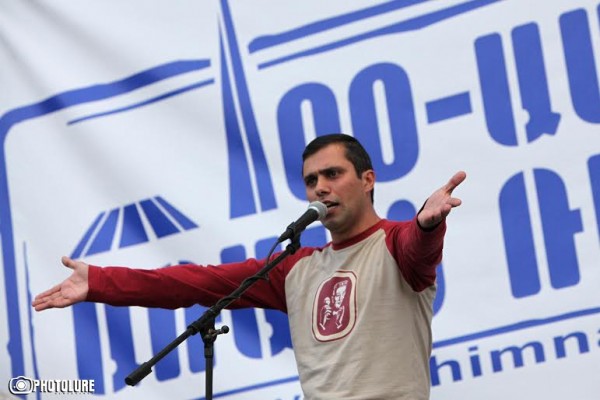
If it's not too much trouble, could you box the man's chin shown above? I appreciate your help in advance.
[322,218,343,234]
[321,219,335,230]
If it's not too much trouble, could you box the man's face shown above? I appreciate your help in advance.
[334,285,346,308]
[302,143,374,241]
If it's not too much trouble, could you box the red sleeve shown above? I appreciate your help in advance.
[384,217,446,292]
[86,256,293,312]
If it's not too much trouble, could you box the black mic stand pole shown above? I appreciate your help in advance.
[200,318,229,400]
[125,233,303,400]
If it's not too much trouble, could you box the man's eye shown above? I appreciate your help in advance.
[327,170,339,178]
[305,177,316,187]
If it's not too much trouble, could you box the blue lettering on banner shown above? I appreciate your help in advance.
[498,173,539,297]
[430,323,600,386]
[220,257,273,359]
[474,7,600,146]
[426,92,472,124]
[475,23,561,146]
[277,62,420,201]
[589,154,600,243]
[266,4,600,222]
[512,23,561,142]
[350,63,419,182]
[534,171,583,289]
[499,170,583,298]
[72,303,104,392]
[475,32,517,146]
[105,306,138,391]
[149,308,181,381]
[560,8,600,123]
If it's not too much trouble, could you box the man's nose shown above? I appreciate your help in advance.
[314,177,330,197]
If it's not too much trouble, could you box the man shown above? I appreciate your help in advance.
[33,133,466,399]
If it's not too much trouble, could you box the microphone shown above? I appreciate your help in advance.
[277,201,328,242]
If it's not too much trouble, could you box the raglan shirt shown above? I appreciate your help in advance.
[87,218,445,399]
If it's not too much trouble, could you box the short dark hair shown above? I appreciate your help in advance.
[302,133,375,203]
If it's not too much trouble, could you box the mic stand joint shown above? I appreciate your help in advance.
[200,318,229,400]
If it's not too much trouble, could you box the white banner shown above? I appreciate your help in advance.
[1,1,599,399]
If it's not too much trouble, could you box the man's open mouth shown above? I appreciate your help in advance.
[324,201,339,209]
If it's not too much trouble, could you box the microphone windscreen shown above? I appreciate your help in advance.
[308,201,328,220]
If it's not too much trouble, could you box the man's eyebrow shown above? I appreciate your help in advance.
[304,166,346,178]
[321,166,344,174]
[304,167,335,178]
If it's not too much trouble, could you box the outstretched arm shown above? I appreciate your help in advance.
[32,256,89,311]
[417,171,467,230]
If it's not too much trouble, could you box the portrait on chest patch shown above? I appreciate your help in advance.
[312,271,357,342]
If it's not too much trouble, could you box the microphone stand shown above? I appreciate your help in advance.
[125,233,303,400]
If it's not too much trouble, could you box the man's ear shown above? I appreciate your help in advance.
[362,170,375,193]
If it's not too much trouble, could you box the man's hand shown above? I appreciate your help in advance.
[417,171,467,230]
[31,256,89,311]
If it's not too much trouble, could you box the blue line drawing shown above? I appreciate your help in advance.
[220,0,277,217]
[68,79,215,125]
[248,0,432,52]
[71,196,198,259]
[0,59,212,378]
[433,305,600,349]
[23,243,42,400]
[249,0,504,69]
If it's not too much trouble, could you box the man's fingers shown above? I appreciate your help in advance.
[33,302,50,312]
[33,298,63,311]
[62,256,76,269]
[444,171,467,193]
[32,294,55,309]
[33,290,68,311]
[448,197,462,208]
[32,291,57,310]
[33,284,61,303]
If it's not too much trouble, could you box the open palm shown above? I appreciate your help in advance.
[32,256,89,311]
